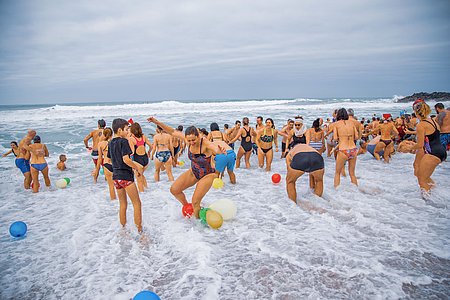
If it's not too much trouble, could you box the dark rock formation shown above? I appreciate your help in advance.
[397,92,450,103]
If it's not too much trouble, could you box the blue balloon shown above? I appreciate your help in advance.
[133,290,161,300]
[9,221,27,238]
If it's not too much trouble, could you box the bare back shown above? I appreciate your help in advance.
[334,120,357,150]
[154,133,172,151]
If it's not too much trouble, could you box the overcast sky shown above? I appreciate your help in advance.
[0,0,449,104]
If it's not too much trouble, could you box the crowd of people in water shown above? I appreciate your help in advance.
[3,100,449,233]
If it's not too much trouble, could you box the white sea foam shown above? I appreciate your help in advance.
[0,98,449,299]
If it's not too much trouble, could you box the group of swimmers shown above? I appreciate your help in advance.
[3,100,449,232]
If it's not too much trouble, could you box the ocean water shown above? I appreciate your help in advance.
[0,97,449,300]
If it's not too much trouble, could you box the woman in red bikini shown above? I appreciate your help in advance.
[333,108,358,188]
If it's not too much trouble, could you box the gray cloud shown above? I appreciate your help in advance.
[0,0,449,103]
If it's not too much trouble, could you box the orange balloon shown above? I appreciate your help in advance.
[205,209,223,229]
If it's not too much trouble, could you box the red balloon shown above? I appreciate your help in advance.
[182,203,194,217]
[272,173,281,184]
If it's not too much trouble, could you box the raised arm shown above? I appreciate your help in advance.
[147,117,184,140]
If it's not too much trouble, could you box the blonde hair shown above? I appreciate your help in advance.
[414,102,431,120]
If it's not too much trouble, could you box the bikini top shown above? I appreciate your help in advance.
[211,131,224,141]
[260,128,274,143]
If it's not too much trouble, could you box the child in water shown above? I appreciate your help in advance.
[109,118,143,233]
[57,154,67,171]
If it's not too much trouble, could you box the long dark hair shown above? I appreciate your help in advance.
[312,118,321,132]
[210,122,220,132]
[130,122,143,138]
[336,108,349,121]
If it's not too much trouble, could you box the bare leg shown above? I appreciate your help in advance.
[124,182,142,232]
[41,166,51,187]
[154,159,162,182]
[334,152,347,188]
[286,166,304,202]
[117,188,128,227]
[311,169,324,196]
[417,154,440,192]
[104,169,116,200]
[227,169,236,184]
[265,149,274,172]
[169,170,198,206]
[257,149,265,168]
[374,143,386,161]
[191,173,216,218]
[309,173,315,190]
[348,156,358,186]
[244,151,251,168]
[30,167,40,193]
[235,147,245,169]
[24,172,32,189]
[165,158,174,181]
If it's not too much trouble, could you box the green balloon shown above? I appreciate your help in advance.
[64,178,70,185]
[199,208,210,224]
[100,167,104,175]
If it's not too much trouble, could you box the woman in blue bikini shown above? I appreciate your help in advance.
[22,135,51,193]
[151,125,174,182]
[148,117,226,218]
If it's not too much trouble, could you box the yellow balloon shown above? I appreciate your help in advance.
[212,178,224,189]
[178,160,185,167]
[206,209,223,229]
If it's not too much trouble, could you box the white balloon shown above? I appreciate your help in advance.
[208,198,237,220]
[55,179,67,189]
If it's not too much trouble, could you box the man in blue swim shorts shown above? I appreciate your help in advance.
[212,140,237,184]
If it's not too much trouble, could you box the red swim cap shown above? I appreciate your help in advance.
[412,98,424,107]
[128,118,134,124]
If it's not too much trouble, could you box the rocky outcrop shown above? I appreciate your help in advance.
[397,92,450,103]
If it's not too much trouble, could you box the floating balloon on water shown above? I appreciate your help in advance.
[133,290,160,300]
[9,221,27,238]
[177,160,185,167]
[100,167,104,175]
[272,173,281,184]
[64,178,71,185]
[206,209,223,229]
[182,203,194,218]
[55,179,67,189]
[209,198,237,221]
[212,178,224,189]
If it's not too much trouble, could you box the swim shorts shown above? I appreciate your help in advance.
[113,179,133,189]
[214,150,236,173]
